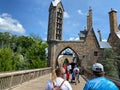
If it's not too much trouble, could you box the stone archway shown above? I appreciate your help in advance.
[48,41,87,68]
[47,37,101,69]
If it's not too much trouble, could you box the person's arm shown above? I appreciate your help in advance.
[45,81,50,90]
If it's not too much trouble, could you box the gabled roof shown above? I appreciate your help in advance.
[86,27,100,48]
[85,28,112,49]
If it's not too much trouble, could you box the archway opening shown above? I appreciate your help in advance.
[57,47,80,72]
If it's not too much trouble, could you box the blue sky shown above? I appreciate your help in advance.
[0,0,120,41]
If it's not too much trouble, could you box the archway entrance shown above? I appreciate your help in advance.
[57,48,80,69]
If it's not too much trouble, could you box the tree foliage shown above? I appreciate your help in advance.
[99,49,119,78]
[0,48,14,71]
[0,32,48,72]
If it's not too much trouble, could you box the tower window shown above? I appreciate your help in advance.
[57,8,62,13]
[94,51,98,56]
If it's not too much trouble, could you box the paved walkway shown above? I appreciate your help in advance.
[12,74,86,90]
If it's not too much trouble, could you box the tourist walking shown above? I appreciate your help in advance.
[84,63,119,90]
[45,69,57,90]
[46,67,72,90]
[73,65,80,85]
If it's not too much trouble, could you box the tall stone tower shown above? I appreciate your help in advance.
[47,0,64,68]
[109,8,118,33]
[47,0,64,41]
[108,9,119,47]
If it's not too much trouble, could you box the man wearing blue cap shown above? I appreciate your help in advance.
[84,63,119,90]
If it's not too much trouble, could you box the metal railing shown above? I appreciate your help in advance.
[0,67,52,90]
[82,69,120,89]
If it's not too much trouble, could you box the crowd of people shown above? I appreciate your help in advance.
[45,63,119,90]
[63,63,81,85]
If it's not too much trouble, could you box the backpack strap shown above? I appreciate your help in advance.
[53,80,65,88]
[53,82,56,88]
[59,80,65,88]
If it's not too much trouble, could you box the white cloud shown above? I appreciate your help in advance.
[77,9,84,15]
[64,12,70,18]
[69,37,79,41]
[0,13,25,34]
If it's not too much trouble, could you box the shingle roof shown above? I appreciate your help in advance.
[52,0,61,6]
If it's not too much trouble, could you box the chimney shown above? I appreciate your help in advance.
[87,7,92,30]
[109,8,118,33]
[97,30,102,42]
[84,26,87,31]
[87,15,89,30]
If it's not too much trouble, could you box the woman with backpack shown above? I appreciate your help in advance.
[45,69,57,90]
[45,67,72,90]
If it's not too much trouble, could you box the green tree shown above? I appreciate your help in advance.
[0,48,14,71]
[25,40,47,69]
[0,32,48,71]
[99,49,119,78]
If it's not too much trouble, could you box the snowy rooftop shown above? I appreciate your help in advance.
[99,41,112,48]
[52,0,61,6]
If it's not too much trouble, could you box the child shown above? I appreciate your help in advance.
[66,70,70,81]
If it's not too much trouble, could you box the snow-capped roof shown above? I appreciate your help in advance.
[52,0,61,6]
[99,41,112,48]
[116,31,120,39]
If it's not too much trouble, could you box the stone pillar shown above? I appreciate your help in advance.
[47,42,56,69]
[109,8,118,33]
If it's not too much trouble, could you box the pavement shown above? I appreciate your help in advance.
[11,74,86,90]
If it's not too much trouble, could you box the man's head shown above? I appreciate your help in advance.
[92,63,104,77]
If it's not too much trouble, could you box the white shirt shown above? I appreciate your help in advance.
[45,77,72,90]
[56,77,72,90]
[67,65,72,71]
